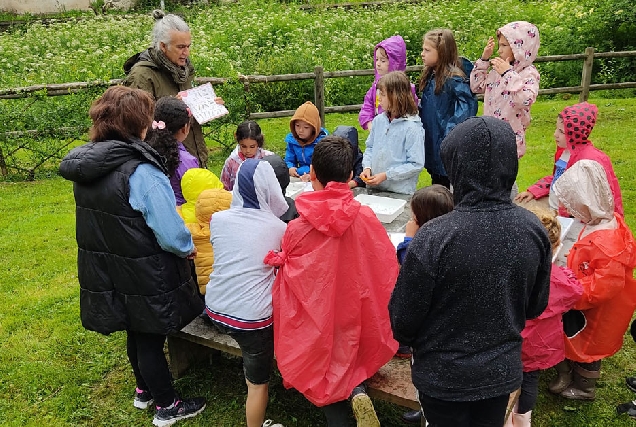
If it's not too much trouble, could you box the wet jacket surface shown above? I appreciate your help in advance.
[265,182,399,406]
[59,139,203,335]
[389,117,551,401]
[124,49,208,168]
[470,21,540,158]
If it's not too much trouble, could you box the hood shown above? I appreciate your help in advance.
[195,188,232,223]
[290,101,321,143]
[441,116,518,209]
[123,49,154,74]
[231,158,289,217]
[553,159,614,225]
[497,21,540,70]
[180,168,224,223]
[59,138,165,184]
[295,182,360,237]
[262,154,290,193]
[374,35,407,81]
[332,125,359,151]
[561,102,598,151]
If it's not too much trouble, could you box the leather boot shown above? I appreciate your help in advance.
[560,363,600,400]
[548,360,572,394]
[512,411,532,427]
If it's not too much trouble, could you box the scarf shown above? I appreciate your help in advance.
[148,47,194,85]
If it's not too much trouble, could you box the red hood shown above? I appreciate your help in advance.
[295,182,360,237]
[562,102,598,151]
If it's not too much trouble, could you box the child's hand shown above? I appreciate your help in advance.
[348,180,358,189]
[481,36,495,61]
[186,246,198,260]
[360,168,372,182]
[405,219,419,238]
[491,57,512,75]
[289,167,300,178]
[214,97,225,105]
[300,173,311,183]
[365,172,387,186]
[514,191,536,203]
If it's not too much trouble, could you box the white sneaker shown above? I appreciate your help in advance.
[262,420,284,427]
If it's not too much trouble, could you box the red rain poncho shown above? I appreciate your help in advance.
[264,182,399,406]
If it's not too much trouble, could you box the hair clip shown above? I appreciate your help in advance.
[186,107,192,117]
[152,120,166,130]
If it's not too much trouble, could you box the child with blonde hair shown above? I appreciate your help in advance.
[359,35,418,131]
[504,207,582,427]
[361,71,425,195]
[419,29,477,188]
[470,21,540,159]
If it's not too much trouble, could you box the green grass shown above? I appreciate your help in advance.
[1,97,635,426]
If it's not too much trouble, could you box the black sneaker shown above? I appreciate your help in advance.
[627,377,636,393]
[133,389,154,410]
[153,397,206,427]
[616,401,636,419]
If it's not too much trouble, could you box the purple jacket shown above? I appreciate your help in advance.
[359,35,418,130]
[170,142,199,206]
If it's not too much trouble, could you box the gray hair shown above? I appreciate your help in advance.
[151,10,190,50]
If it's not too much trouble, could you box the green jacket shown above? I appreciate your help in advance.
[123,50,208,168]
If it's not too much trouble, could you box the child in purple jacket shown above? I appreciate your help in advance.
[146,96,199,206]
[359,35,418,131]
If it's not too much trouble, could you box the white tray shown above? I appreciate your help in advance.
[354,194,407,223]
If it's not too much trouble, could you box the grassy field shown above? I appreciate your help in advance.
[1,97,635,426]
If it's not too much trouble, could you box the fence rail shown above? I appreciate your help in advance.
[1,48,635,178]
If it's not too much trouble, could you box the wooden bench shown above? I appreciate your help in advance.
[167,316,420,410]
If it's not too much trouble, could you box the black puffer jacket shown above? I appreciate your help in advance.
[389,117,551,401]
[60,139,203,335]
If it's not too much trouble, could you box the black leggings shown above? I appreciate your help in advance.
[517,370,540,414]
[321,400,351,426]
[419,392,509,427]
[126,330,176,407]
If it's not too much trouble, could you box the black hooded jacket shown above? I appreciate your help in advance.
[60,139,203,335]
[389,117,551,401]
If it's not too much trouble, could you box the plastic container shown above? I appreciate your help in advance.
[354,194,407,223]
[286,181,312,199]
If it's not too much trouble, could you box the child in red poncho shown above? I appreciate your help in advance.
[264,135,399,426]
[505,207,583,427]
[550,159,636,401]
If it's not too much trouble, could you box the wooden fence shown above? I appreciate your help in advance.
[1,47,635,177]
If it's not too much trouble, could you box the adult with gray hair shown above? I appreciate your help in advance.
[124,10,219,168]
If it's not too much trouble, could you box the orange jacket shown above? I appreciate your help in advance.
[564,215,636,362]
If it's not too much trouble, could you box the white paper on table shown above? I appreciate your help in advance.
[178,83,229,124]
[388,232,406,250]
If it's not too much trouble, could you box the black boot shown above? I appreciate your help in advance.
[401,409,422,424]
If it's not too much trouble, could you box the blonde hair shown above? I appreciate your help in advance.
[526,206,561,251]
[419,29,465,94]
[377,71,418,119]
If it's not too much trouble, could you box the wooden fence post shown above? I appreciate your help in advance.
[579,47,595,103]
[314,66,325,126]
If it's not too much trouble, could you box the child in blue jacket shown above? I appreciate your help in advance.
[285,101,328,181]
[419,29,477,188]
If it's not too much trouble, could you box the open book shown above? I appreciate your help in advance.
[178,83,229,124]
